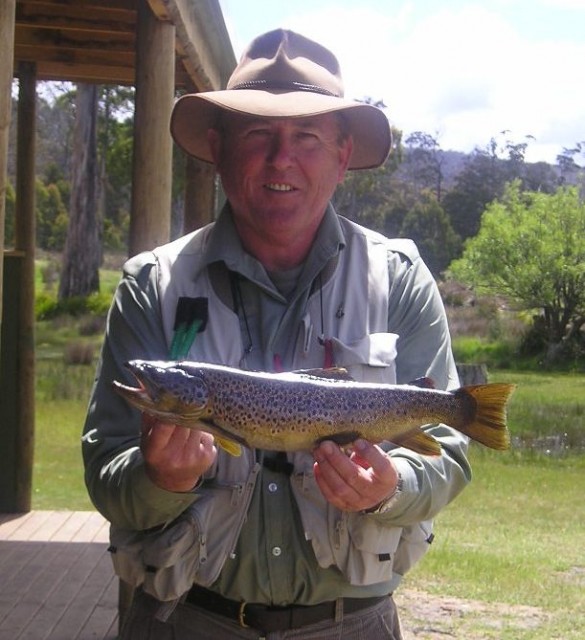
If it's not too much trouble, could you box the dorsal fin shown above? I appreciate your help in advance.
[293,367,355,381]
[408,376,436,389]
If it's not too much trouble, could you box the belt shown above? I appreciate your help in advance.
[185,585,388,633]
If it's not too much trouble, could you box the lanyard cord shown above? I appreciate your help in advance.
[229,271,253,356]
[229,269,334,370]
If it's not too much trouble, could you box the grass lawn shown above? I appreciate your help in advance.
[403,447,585,638]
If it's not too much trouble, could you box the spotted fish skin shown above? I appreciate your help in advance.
[113,360,515,456]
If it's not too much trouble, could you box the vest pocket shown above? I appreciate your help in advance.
[108,461,261,602]
[332,513,403,585]
[109,511,206,602]
[391,519,434,578]
[330,333,398,383]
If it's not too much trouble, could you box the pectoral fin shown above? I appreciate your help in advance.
[215,437,242,457]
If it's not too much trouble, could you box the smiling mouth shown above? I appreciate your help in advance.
[265,182,295,192]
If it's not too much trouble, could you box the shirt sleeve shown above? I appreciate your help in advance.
[82,252,197,530]
[374,242,472,525]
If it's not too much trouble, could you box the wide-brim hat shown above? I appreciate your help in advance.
[170,29,392,170]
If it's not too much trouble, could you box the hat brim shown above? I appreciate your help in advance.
[170,90,392,170]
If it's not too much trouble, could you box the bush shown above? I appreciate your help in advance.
[63,341,95,365]
[35,291,59,319]
[35,291,111,320]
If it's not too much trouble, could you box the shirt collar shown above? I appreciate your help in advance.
[203,203,346,291]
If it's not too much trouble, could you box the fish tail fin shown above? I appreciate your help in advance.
[458,383,516,450]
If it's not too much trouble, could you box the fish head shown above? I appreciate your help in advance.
[113,359,210,425]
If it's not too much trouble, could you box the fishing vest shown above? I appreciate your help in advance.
[110,215,433,606]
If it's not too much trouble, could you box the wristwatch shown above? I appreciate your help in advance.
[364,471,404,514]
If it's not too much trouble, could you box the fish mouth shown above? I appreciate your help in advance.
[112,360,211,425]
[112,360,165,406]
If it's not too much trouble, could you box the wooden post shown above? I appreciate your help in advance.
[0,0,16,350]
[183,155,216,233]
[0,62,37,513]
[128,0,175,256]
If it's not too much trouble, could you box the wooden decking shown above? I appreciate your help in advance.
[0,511,119,640]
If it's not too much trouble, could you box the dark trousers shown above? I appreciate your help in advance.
[121,589,404,640]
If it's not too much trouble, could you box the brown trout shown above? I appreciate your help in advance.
[113,360,515,456]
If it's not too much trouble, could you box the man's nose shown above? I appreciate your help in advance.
[267,133,295,168]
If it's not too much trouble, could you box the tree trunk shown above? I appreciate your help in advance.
[58,83,101,300]
[456,363,488,385]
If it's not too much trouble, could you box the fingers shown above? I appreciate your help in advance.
[141,414,217,492]
[313,439,399,512]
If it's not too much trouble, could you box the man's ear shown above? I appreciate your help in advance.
[337,136,354,184]
[207,128,221,166]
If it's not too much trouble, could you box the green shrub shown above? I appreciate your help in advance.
[35,291,59,319]
[34,291,112,320]
[63,341,95,365]
[86,291,113,315]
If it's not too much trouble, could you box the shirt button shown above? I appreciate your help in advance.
[272,546,282,557]
[268,482,278,493]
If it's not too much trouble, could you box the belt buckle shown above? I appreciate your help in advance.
[238,601,250,628]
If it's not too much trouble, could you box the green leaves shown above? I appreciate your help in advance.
[450,182,585,345]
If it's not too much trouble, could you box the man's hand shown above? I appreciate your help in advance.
[313,439,399,512]
[141,414,217,492]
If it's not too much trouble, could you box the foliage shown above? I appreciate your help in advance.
[402,131,446,201]
[442,146,509,241]
[8,82,585,368]
[399,191,461,275]
[441,135,560,246]
[35,290,112,320]
[449,182,585,355]
[35,179,69,250]
[334,124,403,231]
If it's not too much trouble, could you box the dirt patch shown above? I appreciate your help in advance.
[395,588,551,639]
[555,566,585,586]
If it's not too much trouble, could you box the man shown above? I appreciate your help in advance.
[83,29,471,639]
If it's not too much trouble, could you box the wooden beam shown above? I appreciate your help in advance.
[11,62,37,513]
[15,24,136,53]
[15,43,135,69]
[128,0,174,256]
[16,1,137,34]
[148,0,235,91]
[32,60,136,85]
[0,0,16,345]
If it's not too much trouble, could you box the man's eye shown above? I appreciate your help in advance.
[298,131,318,140]
[245,128,271,138]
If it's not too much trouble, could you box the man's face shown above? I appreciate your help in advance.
[207,112,353,261]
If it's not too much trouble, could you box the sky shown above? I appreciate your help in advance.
[218,0,585,165]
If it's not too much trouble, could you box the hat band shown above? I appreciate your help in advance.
[230,79,339,97]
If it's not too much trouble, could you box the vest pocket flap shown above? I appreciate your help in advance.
[331,333,398,383]
[141,515,200,570]
[108,527,148,587]
[392,520,434,578]
[331,333,398,367]
[347,514,402,555]
[331,515,403,585]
